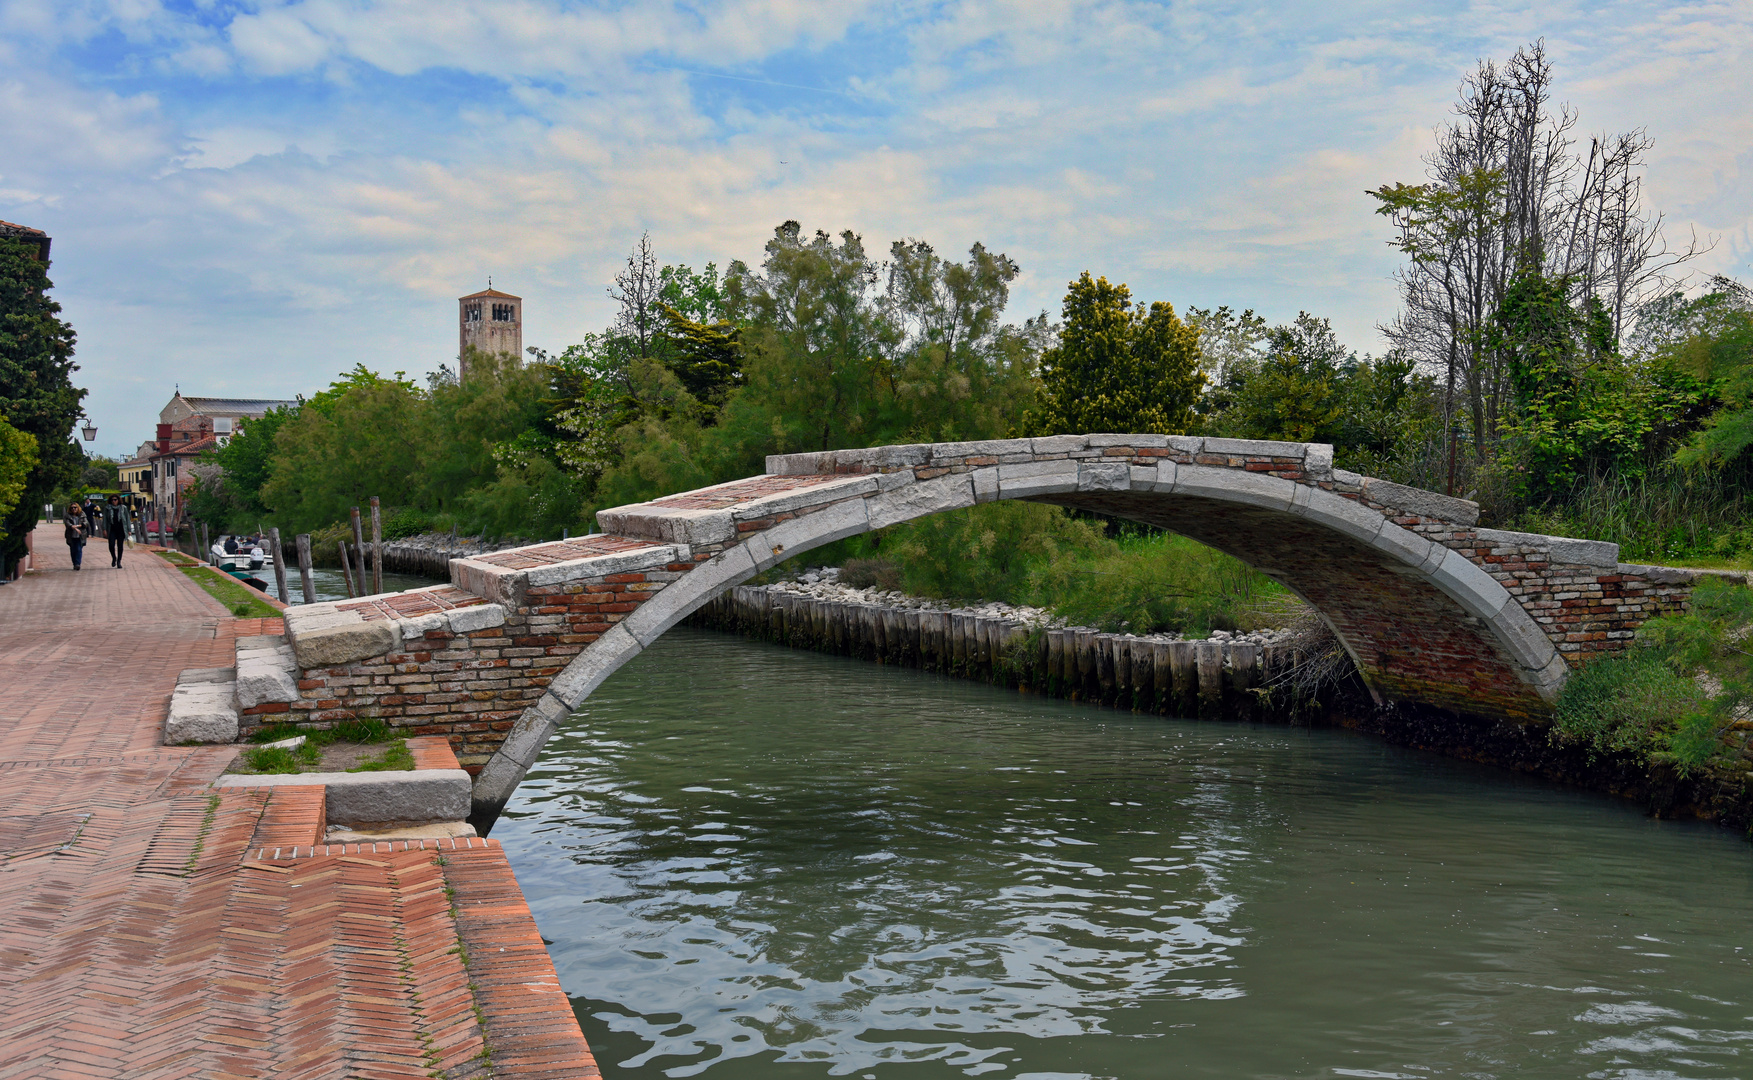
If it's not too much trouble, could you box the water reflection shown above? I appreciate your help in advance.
[495,629,1753,1079]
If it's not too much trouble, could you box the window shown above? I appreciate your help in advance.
[492,303,514,322]
[465,302,482,322]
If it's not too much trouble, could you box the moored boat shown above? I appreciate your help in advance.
[210,535,273,573]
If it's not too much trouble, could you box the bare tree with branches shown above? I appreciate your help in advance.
[1371,41,1705,491]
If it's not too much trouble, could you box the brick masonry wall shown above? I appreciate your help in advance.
[248,562,710,771]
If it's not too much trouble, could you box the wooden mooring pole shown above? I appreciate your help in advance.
[368,497,382,595]
[337,541,357,599]
[267,526,290,605]
[296,533,315,605]
[349,507,368,597]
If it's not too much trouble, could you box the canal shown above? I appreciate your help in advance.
[275,567,442,604]
[494,628,1753,1079]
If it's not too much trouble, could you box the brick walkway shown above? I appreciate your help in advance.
[0,525,598,1078]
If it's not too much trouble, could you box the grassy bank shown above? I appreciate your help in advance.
[780,501,1299,636]
[155,550,282,618]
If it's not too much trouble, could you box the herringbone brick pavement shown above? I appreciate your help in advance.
[0,525,598,1078]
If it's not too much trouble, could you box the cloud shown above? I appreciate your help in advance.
[1,0,1749,461]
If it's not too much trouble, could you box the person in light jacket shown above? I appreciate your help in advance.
[63,503,88,571]
[103,495,129,568]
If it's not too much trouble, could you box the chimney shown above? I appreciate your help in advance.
[157,423,171,453]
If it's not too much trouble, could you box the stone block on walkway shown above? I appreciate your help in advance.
[165,668,239,743]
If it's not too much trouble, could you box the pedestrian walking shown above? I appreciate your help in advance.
[63,503,88,571]
[103,495,128,568]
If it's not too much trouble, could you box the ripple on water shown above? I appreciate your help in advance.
[496,629,1753,1080]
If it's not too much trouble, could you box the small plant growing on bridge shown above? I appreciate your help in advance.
[1554,576,1753,776]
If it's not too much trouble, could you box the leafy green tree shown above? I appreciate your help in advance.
[192,404,294,528]
[1023,272,1203,436]
[259,368,424,530]
[879,239,1043,443]
[657,305,742,418]
[257,356,556,534]
[78,455,119,491]
[715,222,894,457]
[1203,313,1348,443]
[0,237,83,574]
[1185,305,1268,384]
[1661,279,1753,469]
[0,411,39,544]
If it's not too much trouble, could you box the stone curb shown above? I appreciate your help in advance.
[217,768,471,827]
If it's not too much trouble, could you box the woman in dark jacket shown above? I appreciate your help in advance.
[104,496,129,567]
[63,503,88,571]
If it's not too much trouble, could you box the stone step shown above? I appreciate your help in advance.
[165,667,239,744]
[235,633,300,710]
[216,735,470,829]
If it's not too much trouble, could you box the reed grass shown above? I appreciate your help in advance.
[1506,457,1753,566]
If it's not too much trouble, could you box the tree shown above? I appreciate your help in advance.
[717,221,893,455]
[880,239,1042,443]
[0,412,38,544]
[259,367,424,530]
[1186,305,1268,384]
[1663,278,1753,468]
[609,232,664,361]
[658,305,742,418]
[1205,313,1348,443]
[0,236,83,575]
[561,224,1046,512]
[1024,272,1204,436]
[193,404,294,528]
[1370,41,1703,486]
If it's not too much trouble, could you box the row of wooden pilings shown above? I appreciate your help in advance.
[687,586,1312,720]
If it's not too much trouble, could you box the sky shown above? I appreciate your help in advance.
[2,0,1750,462]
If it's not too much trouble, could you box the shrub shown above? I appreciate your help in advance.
[1552,653,1707,763]
[382,506,431,541]
[804,501,1293,636]
[1553,577,1753,777]
[839,557,903,590]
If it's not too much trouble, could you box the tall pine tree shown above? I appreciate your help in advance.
[1024,273,1203,436]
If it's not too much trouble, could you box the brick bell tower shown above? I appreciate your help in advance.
[457,282,522,381]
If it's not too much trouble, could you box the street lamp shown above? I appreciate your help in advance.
[80,419,97,442]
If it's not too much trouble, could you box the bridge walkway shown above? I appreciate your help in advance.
[0,524,596,1079]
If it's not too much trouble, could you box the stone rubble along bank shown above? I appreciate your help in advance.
[764,567,1300,650]
[688,582,1329,722]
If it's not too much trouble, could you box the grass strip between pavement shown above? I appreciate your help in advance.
[155,549,283,618]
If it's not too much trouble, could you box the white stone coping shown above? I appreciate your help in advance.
[450,544,686,608]
[236,636,299,708]
[284,594,508,669]
[597,474,882,546]
[765,435,1332,478]
[1473,527,1619,568]
[166,673,239,744]
[217,768,471,826]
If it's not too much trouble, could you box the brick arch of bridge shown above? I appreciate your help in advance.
[276,435,1697,832]
[453,435,1593,829]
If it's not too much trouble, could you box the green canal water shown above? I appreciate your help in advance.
[494,628,1753,1079]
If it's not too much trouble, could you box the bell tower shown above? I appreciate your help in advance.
[458,283,522,381]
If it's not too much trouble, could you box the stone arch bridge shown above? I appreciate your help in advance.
[260,435,1711,829]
